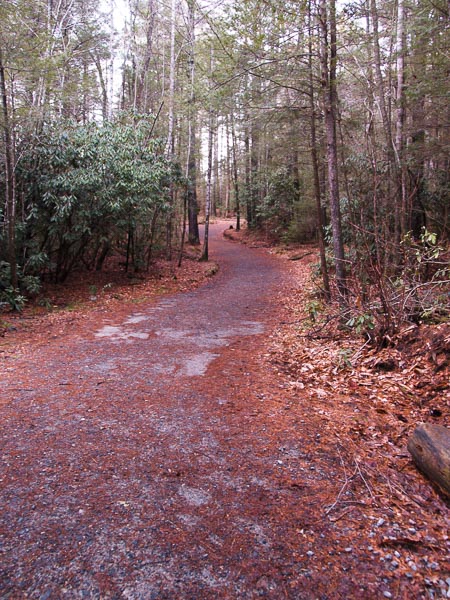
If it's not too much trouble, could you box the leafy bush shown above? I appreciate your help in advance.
[0,261,39,311]
[15,114,178,284]
[256,167,299,236]
[0,286,26,312]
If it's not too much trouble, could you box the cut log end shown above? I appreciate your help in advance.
[407,423,450,497]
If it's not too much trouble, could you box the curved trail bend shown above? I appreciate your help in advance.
[1,223,379,599]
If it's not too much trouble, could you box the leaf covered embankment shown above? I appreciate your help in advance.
[227,226,449,596]
[273,250,449,594]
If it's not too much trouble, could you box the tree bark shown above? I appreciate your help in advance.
[370,0,399,251]
[244,111,251,227]
[186,0,199,245]
[135,0,156,112]
[395,0,407,238]
[201,47,215,262]
[408,423,450,497]
[201,108,214,261]
[0,48,17,289]
[230,110,241,231]
[308,1,330,300]
[319,0,346,301]
[249,75,261,228]
[165,0,177,259]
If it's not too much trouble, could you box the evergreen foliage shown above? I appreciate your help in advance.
[1,116,178,297]
[0,0,448,326]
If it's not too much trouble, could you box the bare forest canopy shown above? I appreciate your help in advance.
[0,0,448,340]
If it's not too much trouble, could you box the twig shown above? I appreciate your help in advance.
[351,338,372,363]
[354,458,377,504]
[328,507,354,522]
[306,314,342,337]
[325,449,358,516]
[324,473,355,516]
[288,251,315,261]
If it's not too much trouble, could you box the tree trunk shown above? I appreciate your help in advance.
[230,110,241,231]
[134,0,156,112]
[0,48,17,289]
[212,113,219,217]
[201,47,215,261]
[92,52,109,121]
[308,2,330,300]
[186,0,199,245]
[395,0,407,238]
[244,114,251,227]
[165,0,177,259]
[319,0,346,301]
[370,0,399,251]
[201,108,214,261]
[249,76,261,228]
[166,0,176,156]
[408,423,450,497]
[370,0,395,160]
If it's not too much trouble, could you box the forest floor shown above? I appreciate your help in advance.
[0,220,448,599]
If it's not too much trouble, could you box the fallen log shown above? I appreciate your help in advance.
[288,251,314,261]
[407,423,450,497]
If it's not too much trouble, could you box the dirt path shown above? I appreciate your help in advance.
[0,224,446,599]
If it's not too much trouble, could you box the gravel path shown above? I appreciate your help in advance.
[1,224,392,599]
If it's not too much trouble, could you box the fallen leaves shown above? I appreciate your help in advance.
[259,243,449,598]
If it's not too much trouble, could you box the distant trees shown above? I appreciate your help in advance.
[0,0,448,328]
[202,0,449,337]
[0,0,116,301]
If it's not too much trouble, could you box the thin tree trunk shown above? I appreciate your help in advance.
[0,48,17,289]
[146,208,160,271]
[244,115,251,227]
[370,0,399,252]
[395,0,407,237]
[201,46,215,261]
[212,113,219,216]
[364,2,383,269]
[370,0,394,158]
[166,0,176,155]
[308,2,330,300]
[136,0,156,112]
[108,0,115,118]
[92,52,109,121]
[319,0,346,301]
[250,79,260,228]
[230,110,241,231]
[201,109,214,261]
[165,0,177,259]
[178,191,188,267]
[186,0,199,245]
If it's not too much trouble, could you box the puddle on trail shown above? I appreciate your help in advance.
[123,313,148,325]
[95,325,149,340]
[93,309,264,378]
[181,353,220,377]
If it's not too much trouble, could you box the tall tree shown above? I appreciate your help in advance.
[319,0,346,300]
[308,1,330,299]
[0,48,17,289]
[201,46,215,261]
[186,0,199,245]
